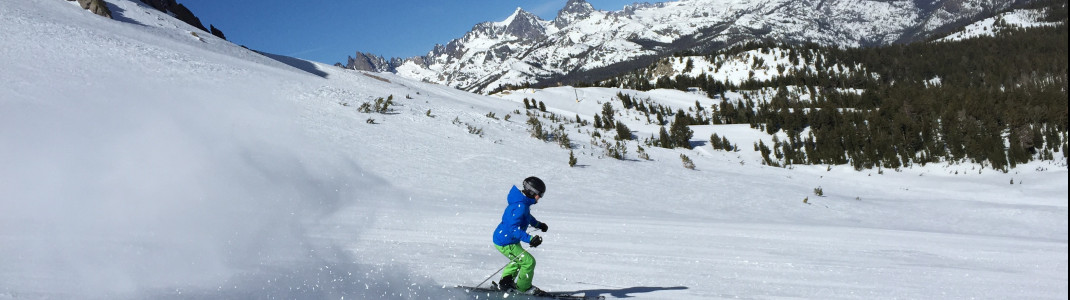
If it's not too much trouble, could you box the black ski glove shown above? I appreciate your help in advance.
[529,235,542,248]
[535,222,548,232]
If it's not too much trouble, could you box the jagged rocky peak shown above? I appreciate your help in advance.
[370,0,1015,94]
[463,8,540,40]
[344,52,396,72]
[502,7,548,40]
[555,0,596,28]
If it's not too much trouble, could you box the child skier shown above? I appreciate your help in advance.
[492,176,550,295]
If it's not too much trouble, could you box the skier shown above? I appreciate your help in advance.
[493,176,550,295]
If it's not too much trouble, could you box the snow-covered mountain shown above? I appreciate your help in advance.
[2,1,1066,299]
[346,0,1024,94]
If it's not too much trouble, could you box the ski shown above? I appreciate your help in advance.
[454,282,605,300]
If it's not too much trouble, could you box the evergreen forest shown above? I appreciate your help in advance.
[581,0,1068,171]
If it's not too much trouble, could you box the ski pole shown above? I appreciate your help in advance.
[475,261,511,289]
[476,242,528,289]
[477,229,536,288]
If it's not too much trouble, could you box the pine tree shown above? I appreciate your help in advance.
[658,126,672,149]
[601,102,616,126]
[615,121,632,140]
[670,110,694,149]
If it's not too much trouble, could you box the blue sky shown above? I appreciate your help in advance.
[180,0,638,64]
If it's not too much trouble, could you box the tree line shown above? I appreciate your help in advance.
[583,3,1067,171]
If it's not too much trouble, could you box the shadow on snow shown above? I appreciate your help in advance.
[570,286,689,298]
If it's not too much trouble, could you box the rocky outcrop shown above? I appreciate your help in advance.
[342,52,400,72]
[69,0,112,18]
[554,0,595,29]
[137,0,226,40]
[210,24,226,40]
[504,9,549,41]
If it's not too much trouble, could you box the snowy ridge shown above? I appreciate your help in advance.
[938,6,1062,41]
[1,1,1066,299]
[362,0,1018,94]
[646,47,869,86]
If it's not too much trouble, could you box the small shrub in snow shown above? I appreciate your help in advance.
[813,187,824,197]
[450,116,483,137]
[605,140,626,160]
[681,154,695,170]
[556,129,571,149]
[637,145,650,160]
[568,150,578,167]
[358,96,394,114]
[467,124,483,137]
[575,114,586,126]
[527,116,546,140]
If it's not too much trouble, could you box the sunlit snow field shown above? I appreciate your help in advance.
[1,1,1066,299]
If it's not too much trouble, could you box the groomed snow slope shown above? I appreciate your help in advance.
[1,1,1066,299]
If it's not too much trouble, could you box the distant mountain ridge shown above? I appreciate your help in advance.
[341,0,1026,94]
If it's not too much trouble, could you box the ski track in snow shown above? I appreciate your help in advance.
[0,1,1066,299]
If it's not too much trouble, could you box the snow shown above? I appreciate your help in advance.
[496,7,526,27]
[939,8,1062,41]
[1,1,1067,299]
[655,48,868,86]
[410,0,994,94]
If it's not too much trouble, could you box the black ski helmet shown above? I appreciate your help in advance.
[522,176,546,198]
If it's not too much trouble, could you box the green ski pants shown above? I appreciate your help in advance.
[496,243,536,291]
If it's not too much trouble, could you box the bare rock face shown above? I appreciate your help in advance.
[136,0,226,40]
[70,0,112,18]
[139,0,206,31]
[554,0,595,29]
[344,52,398,72]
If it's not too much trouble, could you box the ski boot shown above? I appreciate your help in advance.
[497,275,517,292]
[521,286,552,297]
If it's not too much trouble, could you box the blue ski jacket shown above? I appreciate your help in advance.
[493,185,542,246]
